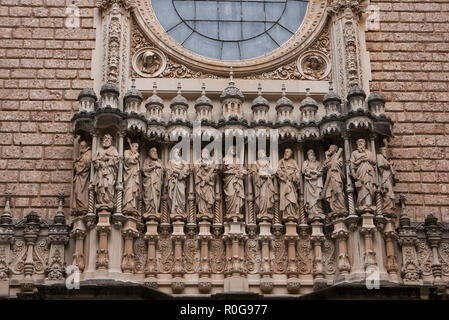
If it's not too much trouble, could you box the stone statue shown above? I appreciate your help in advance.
[166,148,189,220]
[350,138,377,212]
[194,148,216,220]
[377,142,395,213]
[302,149,324,221]
[123,139,140,215]
[223,146,246,221]
[72,139,91,215]
[322,145,346,213]
[250,149,275,221]
[277,148,301,221]
[142,147,164,220]
[92,133,119,210]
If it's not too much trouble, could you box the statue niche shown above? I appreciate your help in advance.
[277,148,301,221]
[250,149,275,222]
[72,136,92,216]
[93,133,119,211]
[194,148,216,221]
[350,138,377,213]
[142,147,164,221]
[223,146,246,222]
[302,149,324,221]
[123,138,141,216]
[166,148,189,221]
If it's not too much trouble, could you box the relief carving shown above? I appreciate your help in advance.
[210,238,225,274]
[416,239,432,276]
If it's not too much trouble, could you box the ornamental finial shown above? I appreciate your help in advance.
[229,67,235,86]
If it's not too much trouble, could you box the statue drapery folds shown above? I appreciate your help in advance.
[277,148,301,221]
[93,133,119,211]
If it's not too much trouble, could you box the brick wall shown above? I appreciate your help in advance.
[0,0,95,218]
[367,0,449,222]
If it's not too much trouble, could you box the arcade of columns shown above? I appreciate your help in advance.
[0,0,449,297]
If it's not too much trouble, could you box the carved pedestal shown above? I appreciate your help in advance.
[71,218,86,272]
[144,219,158,288]
[171,220,185,294]
[96,209,111,270]
[285,221,300,293]
[198,220,212,294]
[310,221,326,290]
[121,217,138,274]
[384,218,399,282]
[332,216,351,280]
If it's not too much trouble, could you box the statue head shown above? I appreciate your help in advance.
[79,141,89,153]
[102,134,113,148]
[356,138,366,152]
[172,147,182,161]
[131,142,139,153]
[328,144,338,155]
[142,51,156,68]
[307,149,316,161]
[283,148,293,160]
[380,146,388,158]
[149,147,159,160]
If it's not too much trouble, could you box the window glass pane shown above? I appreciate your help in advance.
[173,0,194,20]
[242,22,265,40]
[268,23,293,45]
[219,2,241,21]
[265,3,284,22]
[196,1,218,20]
[196,21,218,39]
[151,0,309,60]
[241,3,265,22]
[184,33,221,59]
[240,33,277,60]
[278,1,307,33]
[219,22,241,41]
[152,0,181,31]
[221,42,240,60]
[168,22,192,44]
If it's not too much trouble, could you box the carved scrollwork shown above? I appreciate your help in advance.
[323,238,336,275]
[34,239,49,274]
[158,237,174,274]
[11,240,26,274]
[133,236,147,273]
[297,237,313,275]
[244,238,260,274]
[416,239,432,276]
[271,238,287,274]
[438,240,449,275]
[183,238,199,274]
[210,238,225,274]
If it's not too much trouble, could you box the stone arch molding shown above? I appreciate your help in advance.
[132,0,330,76]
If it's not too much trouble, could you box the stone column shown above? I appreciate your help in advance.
[310,221,326,289]
[143,219,158,289]
[329,0,366,97]
[198,220,212,293]
[21,211,40,292]
[397,196,420,285]
[171,220,185,294]
[332,215,351,280]
[285,221,300,293]
[424,214,444,288]
[121,217,139,274]
[383,218,399,282]
[96,209,111,271]
[259,219,273,294]
[113,129,125,225]
[97,0,133,94]
[0,190,14,296]
[46,191,70,281]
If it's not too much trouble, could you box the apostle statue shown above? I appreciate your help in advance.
[223,146,246,221]
[377,141,395,213]
[350,138,377,212]
[72,138,91,215]
[123,138,140,215]
[92,133,119,211]
[250,149,275,221]
[302,149,324,221]
[277,148,301,221]
[194,148,216,220]
[142,147,164,220]
[322,145,347,214]
[166,148,189,220]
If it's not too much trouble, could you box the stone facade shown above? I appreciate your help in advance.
[0,0,448,298]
